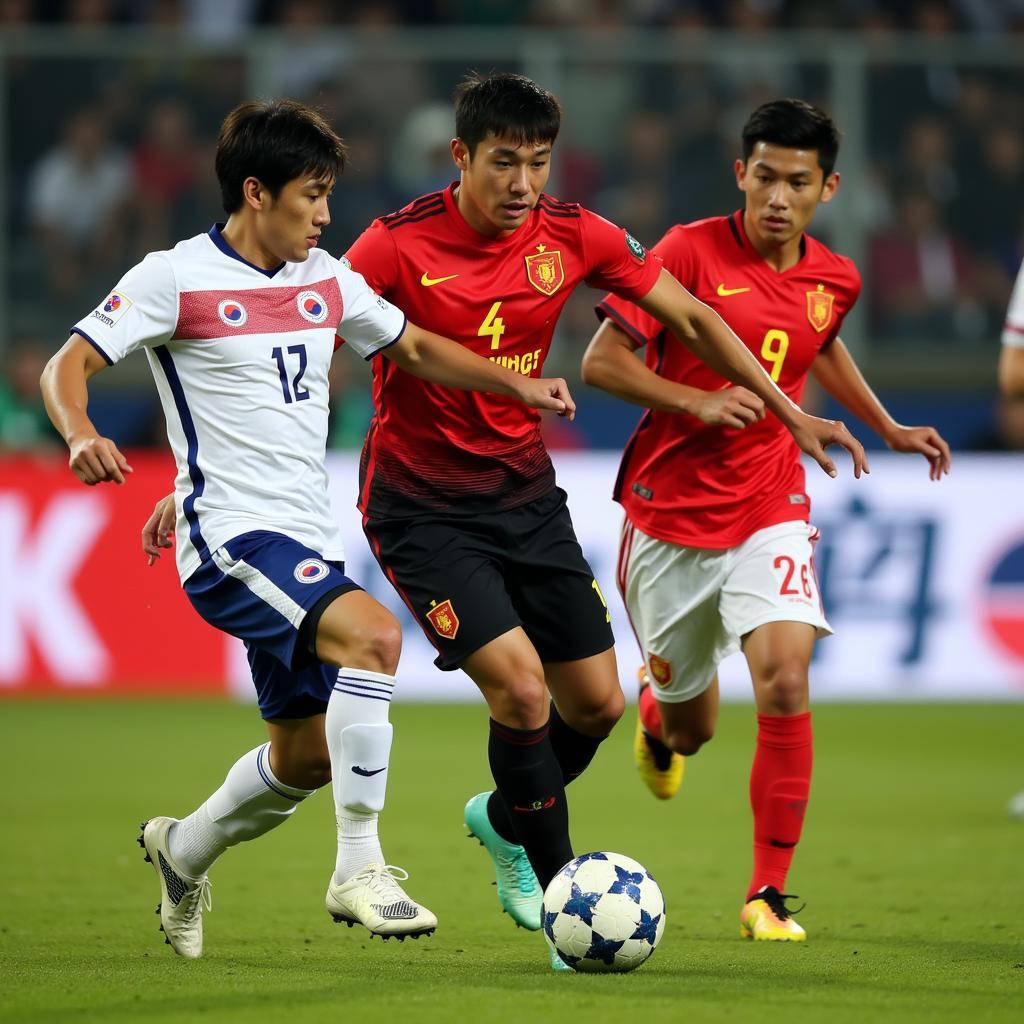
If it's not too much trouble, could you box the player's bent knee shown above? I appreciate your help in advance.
[581,686,625,735]
[757,664,809,714]
[495,677,550,729]
[320,606,402,675]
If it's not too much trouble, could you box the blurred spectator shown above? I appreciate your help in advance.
[0,340,60,452]
[900,115,959,205]
[869,191,980,341]
[388,102,456,199]
[0,0,32,26]
[594,110,679,244]
[180,0,258,39]
[63,0,121,27]
[131,98,202,250]
[262,0,351,97]
[27,106,132,299]
[956,123,1024,257]
[329,125,401,247]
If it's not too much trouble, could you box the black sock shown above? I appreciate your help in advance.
[548,702,607,783]
[488,703,609,843]
[487,718,572,889]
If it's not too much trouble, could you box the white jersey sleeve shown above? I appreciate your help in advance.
[72,253,178,363]
[1002,259,1024,349]
[334,262,406,359]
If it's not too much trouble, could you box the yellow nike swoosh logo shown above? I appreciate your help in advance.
[716,283,751,297]
[420,272,459,287]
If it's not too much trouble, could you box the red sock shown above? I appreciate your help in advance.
[747,712,813,900]
[638,683,663,739]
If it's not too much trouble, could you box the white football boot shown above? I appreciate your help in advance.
[325,863,437,939]
[138,816,212,959]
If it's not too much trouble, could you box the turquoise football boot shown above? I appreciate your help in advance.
[464,792,542,930]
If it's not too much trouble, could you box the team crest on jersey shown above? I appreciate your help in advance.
[294,558,329,583]
[647,654,672,687]
[806,284,835,334]
[218,299,248,327]
[91,291,133,327]
[525,246,565,296]
[625,232,646,262]
[426,599,459,639]
[297,290,329,324]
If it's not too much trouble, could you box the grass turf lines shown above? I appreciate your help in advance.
[1,701,1021,1023]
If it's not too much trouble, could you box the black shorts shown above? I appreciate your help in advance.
[363,487,615,670]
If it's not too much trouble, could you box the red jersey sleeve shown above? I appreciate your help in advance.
[343,219,399,296]
[579,208,662,303]
[595,224,693,348]
[822,256,862,348]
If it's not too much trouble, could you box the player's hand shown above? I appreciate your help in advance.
[692,386,765,429]
[884,425,951,481]
[515,376,576,420]
[68,435,133,486]
[142,493,176,566]
[789,412,869,479]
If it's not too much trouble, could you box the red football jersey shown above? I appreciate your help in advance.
[598,210,861,549]
[345,183,662,517]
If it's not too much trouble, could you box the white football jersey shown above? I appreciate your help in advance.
[1003,259,1024,349]
[74,226,406,582]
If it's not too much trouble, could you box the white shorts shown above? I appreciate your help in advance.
[616,519,832,703]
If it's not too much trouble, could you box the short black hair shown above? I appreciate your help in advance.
[215,99,348,214]
[454,72,561,157]
[741,99,840,178]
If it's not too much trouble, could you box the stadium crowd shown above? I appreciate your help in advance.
[1,0,1022,450]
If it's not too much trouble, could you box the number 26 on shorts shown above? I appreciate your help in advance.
[774,554,812,599]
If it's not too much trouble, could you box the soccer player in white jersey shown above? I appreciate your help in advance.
[1000,260,1024,398]
[999,260,1024,819]
[40,99,575,959]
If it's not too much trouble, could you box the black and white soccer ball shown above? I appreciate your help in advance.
[541,852,666,973]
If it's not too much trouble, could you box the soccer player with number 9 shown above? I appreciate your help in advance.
[585,99,952,942]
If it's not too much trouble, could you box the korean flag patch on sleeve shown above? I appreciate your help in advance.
[91,291,134,327]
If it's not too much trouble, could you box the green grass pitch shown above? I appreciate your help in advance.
[1,700,1021,1023]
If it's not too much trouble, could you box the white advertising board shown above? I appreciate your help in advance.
[229,452,1024,703]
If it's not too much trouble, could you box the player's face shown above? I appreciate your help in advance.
[735,143,838,251]
[452,134,552,237]
[260,174,334,263]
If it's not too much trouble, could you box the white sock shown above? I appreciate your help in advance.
[168,744,315,878]
[327,667,396,883]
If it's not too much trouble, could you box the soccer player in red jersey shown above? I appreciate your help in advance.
[344,76,868,964]
[584,99,952,941]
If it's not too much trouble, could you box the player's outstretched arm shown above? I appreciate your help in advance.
[999,346,1024,398]
[142,492,176,566]
[383,322,575,419]
[582,318,764,428]
[635,268,868,479]
[40,335,134,485]
[812,337,951,481]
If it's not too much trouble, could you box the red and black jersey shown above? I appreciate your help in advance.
[344,183,661,517]
[598,211,861,550]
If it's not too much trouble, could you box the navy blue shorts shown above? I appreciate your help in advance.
[183,530,361,720]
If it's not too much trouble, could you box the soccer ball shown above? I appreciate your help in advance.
[542,852,666,973]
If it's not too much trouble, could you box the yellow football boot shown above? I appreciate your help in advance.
[633,670,684,799]
[740,886,807,942]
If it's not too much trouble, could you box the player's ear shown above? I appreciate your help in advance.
[451,138,470,171]
[820,171,840,204]
[241,176,266,212]
[733,158,747,191]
